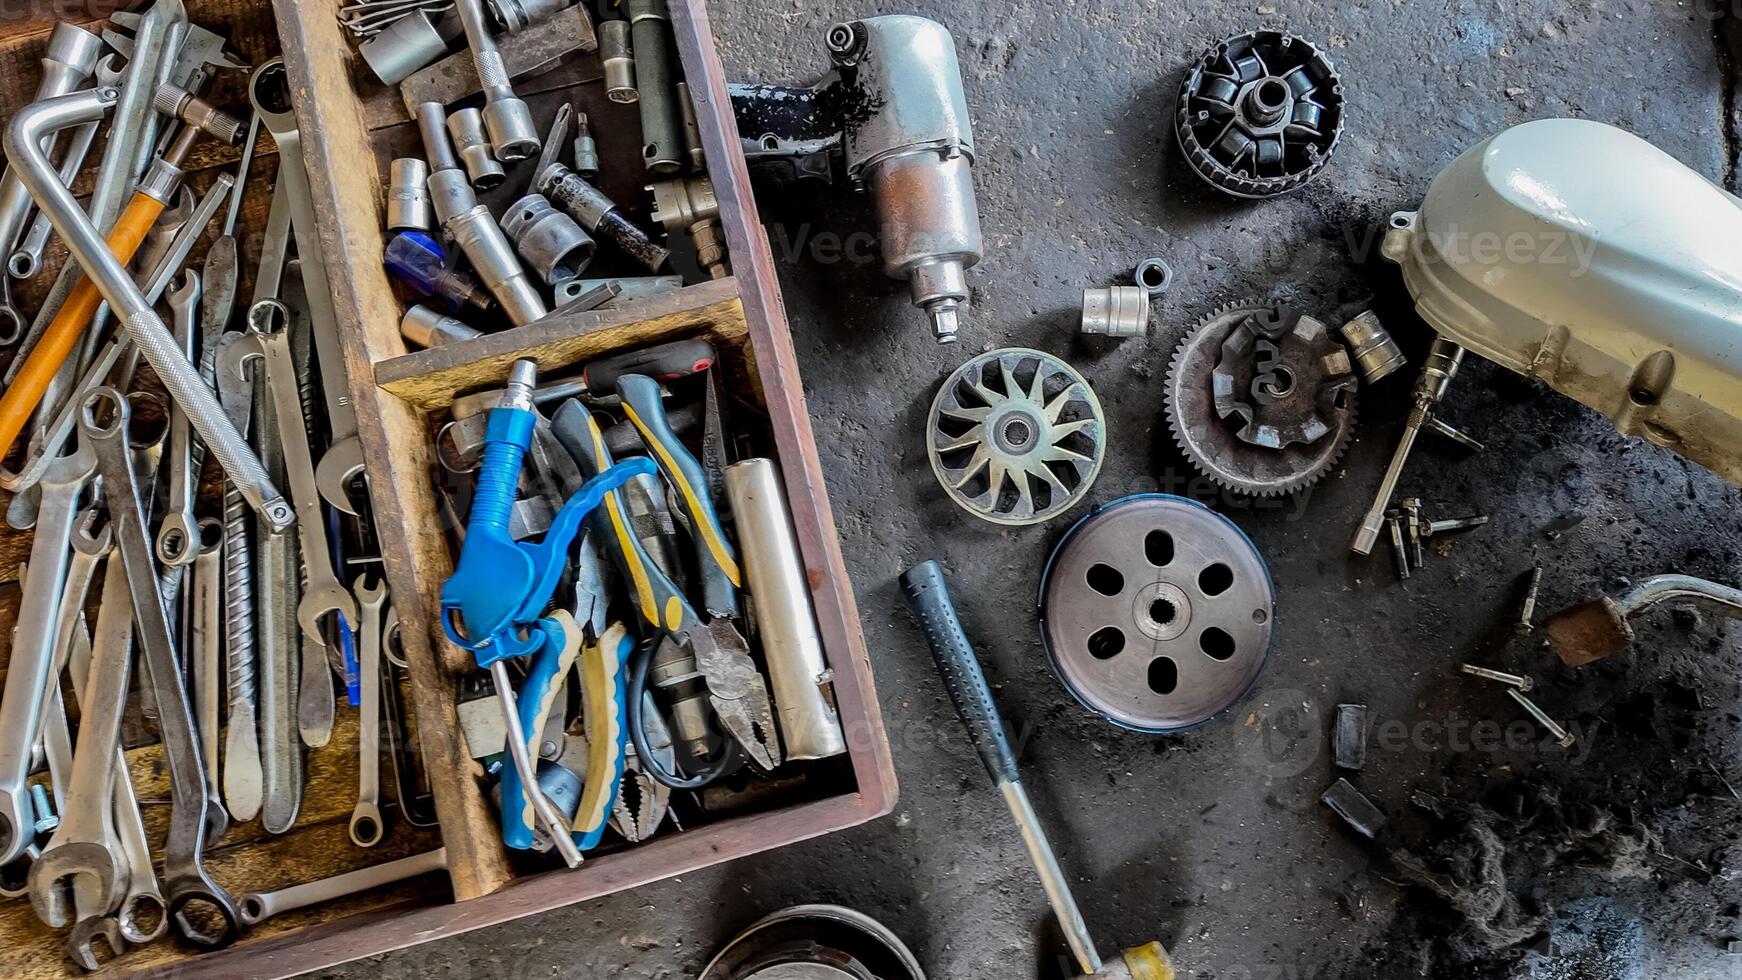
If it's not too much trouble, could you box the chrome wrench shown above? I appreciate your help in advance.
[8,116,100,282]
[68,513,170,946]
[81,387,240,949]
[350,576,389,847]
[250,59,367,516]
[0,443,94,866]
[191,519,227,825]
[219,300,358,642]
[0,23,104,342]
[156,269,202,566]
[27,572,128,931]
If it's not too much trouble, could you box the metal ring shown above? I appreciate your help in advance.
[1134,257,1173,295]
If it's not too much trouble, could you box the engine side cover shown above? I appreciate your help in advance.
[1381,117,1742,485]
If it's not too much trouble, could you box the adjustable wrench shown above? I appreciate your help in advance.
[67,514,170,946]
[191,519,227,825]
[0,442,94,866]
[350,577,388,847]
[251,59,367,516]
[82,388,240,949]
[156,269,202,566]
[220,299,358,642]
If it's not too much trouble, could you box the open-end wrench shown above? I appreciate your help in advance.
[220,299,358,641]
[66,513,170,946]
[156,269,203,566]
[250,59,368,516]
[0,442,94,866]
[350,576,389,847]
[191,519,227,830]
[82,387,240,949]
[27,574,127,930]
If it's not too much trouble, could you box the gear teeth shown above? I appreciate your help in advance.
[1163,300,1356,498]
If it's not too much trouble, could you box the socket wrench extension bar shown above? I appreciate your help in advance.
[5,88,293,533]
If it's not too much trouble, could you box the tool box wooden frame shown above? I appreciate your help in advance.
[0,0,897,975]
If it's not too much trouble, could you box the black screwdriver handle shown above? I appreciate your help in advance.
[900,560,1020,788]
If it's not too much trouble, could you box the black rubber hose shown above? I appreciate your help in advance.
[628,634,739,790]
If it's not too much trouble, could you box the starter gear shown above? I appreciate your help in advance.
[1175,30,1345,199]
[1166,300,1358,497]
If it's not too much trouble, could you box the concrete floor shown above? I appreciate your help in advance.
[340,2,1742,977]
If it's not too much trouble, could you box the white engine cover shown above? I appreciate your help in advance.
[1382,117,1742,485]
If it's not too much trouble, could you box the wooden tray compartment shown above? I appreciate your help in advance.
[0,0,896,974]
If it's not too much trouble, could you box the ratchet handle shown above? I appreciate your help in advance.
[582,339,715,393]
[616,373,741,615]
[900,560,1020,788]
[0,192,161,458]
[549,398,698,637]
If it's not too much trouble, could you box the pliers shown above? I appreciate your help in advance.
[555,396,782,772]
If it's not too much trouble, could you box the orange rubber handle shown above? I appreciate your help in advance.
[0,193,164,460]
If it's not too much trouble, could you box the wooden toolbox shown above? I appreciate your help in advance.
[0,0,897,975]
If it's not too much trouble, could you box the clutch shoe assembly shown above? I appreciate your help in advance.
[1175,30,1345,199]
[1166,300,1358,497]
[1040,494,1275,733]
[927,348,1106,525]
[699,905,927,980]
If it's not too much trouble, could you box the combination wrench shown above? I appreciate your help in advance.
[0,442,94,866]
[350,576,389,847]
[156,269,202,566]
[191,519,227,827]
[250,58,368,516]
[68,513,171,946]
[83,387,240,949]
[219,299,358,642]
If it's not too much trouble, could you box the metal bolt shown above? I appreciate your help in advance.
[1517,566,1543,632]
[1508,688,1574,747]
[1401,498,1424,568]
[29,783,57,834]
[1386,510,1410,581]
[1460,663,1534,692]
[1425,415,1487,453]
[1421,515,1490,538]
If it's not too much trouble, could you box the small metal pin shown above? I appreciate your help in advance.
[1460,663,1534,692]
[1425,415,1487,452]
[1421,515,1490,538]
[1508,688,1574,747]
[1517,566,1543,632]
[29,783,57,834]
[1386,510,1410,581]
[1401,498,1424,568]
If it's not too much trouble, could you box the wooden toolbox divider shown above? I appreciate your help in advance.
[0,0,895,976]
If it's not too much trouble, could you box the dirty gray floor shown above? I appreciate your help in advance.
[337,2,1742,978]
